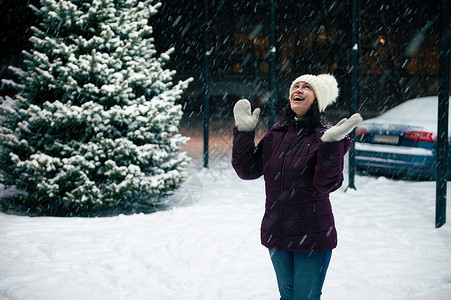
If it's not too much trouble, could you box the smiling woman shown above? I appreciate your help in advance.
[289,74,340,114]
[289,82,316,118]
[231,73,362,299]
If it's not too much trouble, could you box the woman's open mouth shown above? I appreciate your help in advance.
[292,95,304,102]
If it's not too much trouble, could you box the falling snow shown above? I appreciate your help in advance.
[0,0,449,298]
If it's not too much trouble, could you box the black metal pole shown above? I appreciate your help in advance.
[268,0,276,128]
[203,0,210,168]
[348,0,358,190]
[436,0,450,228]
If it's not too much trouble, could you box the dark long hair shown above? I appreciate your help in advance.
[281,100,325,134]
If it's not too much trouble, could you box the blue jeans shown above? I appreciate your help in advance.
[269,249,332,300]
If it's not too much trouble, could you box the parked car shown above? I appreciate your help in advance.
[355,96,451,180]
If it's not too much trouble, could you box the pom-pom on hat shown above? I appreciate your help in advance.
[289,74,339,113]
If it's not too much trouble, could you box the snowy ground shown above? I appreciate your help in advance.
[1,157,451,299]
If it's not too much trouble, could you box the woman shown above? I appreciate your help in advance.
[231,74,362,300]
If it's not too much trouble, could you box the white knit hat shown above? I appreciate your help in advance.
[289,74,339,113]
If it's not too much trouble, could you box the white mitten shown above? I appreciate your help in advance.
[233,99,261,131]
[321,113,363,142]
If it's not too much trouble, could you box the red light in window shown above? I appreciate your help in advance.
[403,131,436,142]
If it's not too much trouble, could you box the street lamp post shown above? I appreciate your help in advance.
[436,0,450,228]
[348,0,359,190]
[203,0,210,168]
[268,0,276,128]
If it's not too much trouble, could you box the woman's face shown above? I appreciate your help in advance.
[290,81,316,118]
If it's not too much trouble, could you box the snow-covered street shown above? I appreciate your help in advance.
[1,161,450,300]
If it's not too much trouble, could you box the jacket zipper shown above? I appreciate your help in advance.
[312,202,319,232]
[279,124,300,249]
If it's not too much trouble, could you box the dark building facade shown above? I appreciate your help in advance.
[1,0,445,119]
[150,0,443,119]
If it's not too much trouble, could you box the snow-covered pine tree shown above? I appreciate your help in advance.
[0,0,192,216]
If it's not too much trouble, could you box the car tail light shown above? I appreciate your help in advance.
[403,131,437,142]
[356,127,368,137]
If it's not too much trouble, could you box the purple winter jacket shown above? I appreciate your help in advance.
[232,119,353,252]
